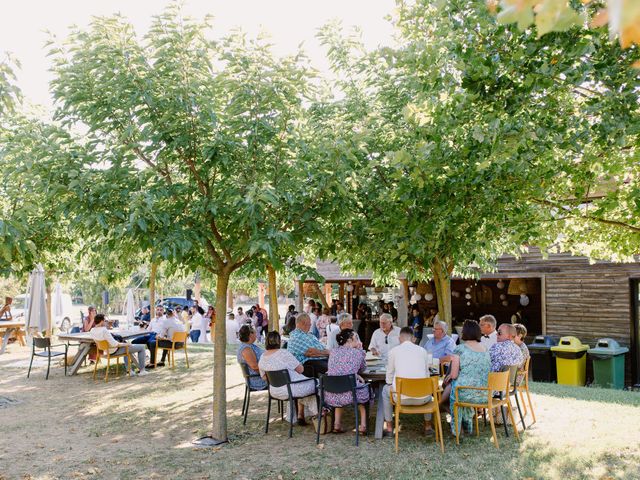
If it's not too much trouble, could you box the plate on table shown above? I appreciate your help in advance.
[365,351,380,361]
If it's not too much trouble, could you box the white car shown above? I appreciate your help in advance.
[11,293,75,332]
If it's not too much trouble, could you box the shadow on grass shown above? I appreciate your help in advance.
[530,381,640,406]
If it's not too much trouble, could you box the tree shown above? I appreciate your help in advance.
[316,0,640,325]
[42,5,340,442]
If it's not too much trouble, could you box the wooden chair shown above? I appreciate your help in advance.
[155,331,189,368]
[93,340,131,383]
[453,370,520,449]
[516,357,536,424]
[391,377,444,453]
[27,337,68,380]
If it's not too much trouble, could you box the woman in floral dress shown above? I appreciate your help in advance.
[442,320,490,435]
[324,329,370,434]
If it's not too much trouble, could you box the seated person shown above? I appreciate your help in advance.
[259,330,318,424]
[132,305,165,366]
[90,314,148,376]
[422,320,456,362]
[489,323,523,372]
[139,306,151,324]
[326,313,362,350]
[479,314,498,349]
[286,313,329,378]
[368,313,401,358]
[237,325,267,389]
[153,309,186,367]
[513,323,530,386]
[324,329,369,434]
[382,327,433,435]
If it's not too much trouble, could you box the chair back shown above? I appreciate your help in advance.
[171,331,188,343]
[518,357,530,385]
[488,371,510,395]
[266,369,292,388]
[501,364,519,388]
[396,377,436,399]
[320,374,356,394]
[33,337,51,349]
[95,339,111,354]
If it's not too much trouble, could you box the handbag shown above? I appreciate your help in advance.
[313,410,333,435]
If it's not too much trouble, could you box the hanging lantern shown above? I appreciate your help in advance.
[466,301,471,306]
[425,293,434,301]
[497,279,505,289]
[502,300,509,306]
[414,293,422,301]
[465,287,471,293]
[465,293,472,300]
[519,294,530,306]
[451,291,460,298]
[500,294,506,300]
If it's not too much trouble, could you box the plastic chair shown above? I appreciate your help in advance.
[505,365,526,431]
[239,362,274,425]
[316,374,371,446]
[155,331,189,368]
[453,370,520,449]
[93,340,131,383]
[27,337,68,380]
[516,357,536,425]
[264,369,318,438]
[391,377,444,453]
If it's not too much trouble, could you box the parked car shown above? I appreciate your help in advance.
[11,293,75,332]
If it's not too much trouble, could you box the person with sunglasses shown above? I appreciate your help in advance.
[369,313,400,358]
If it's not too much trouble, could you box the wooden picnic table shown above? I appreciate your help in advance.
[0,320,26,355]
[57,328,149,375]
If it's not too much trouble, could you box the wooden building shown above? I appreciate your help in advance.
[302,248,640,386]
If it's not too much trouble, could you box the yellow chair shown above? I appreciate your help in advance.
[453,370,520,449]
[516,357,536,424]
[391,377,444,453]
[93,340,131,383]
[155,331,189,368]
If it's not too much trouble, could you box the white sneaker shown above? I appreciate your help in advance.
[137,370,150,377]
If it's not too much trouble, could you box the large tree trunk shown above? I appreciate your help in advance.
[296,280,304,312]
[149,262,157,316]
[212,269,230,442]
[431,257,453,329]
[267,265,278,331]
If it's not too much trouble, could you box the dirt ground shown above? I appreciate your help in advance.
[1,340,639,480]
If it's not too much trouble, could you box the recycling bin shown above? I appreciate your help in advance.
[588,338,629,389]
[527,335,558,382]
[551,336,589,386]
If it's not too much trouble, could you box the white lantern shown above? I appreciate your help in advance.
[425,293,434,301]
[465,293,472,300]
[414,293,422,301]
[346,284,354,292]
[500,294,506,300]
[502,300,509,306]
[451,291,460,298]
[497,279,505,289]
[519,294,530,306]
[466,301,471,306]
[465,287,471,293]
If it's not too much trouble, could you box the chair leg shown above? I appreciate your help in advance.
[500,406,509,437]
[454,404,460,445]
[27,351,34,379]
[488,408,499,449]
[64,350,68,376]
[435,407,444,453]
[395,406,400,453]
[243,389,251,425]
[115,356,119,379]
[525,387,536,424]
[316,402,322,445]
[105,357,110,383]
[280,400,284,421]
[265,397,272,434]
[519,389,528,416]
[288,399,295,438]
[354,401,359,447]
[184,346,189,368]
[46,352,51,380]
[241,386,248,416]
[474,410,479,437]
[513,391,526,431]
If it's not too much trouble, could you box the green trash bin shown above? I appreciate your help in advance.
[588,338,628,389]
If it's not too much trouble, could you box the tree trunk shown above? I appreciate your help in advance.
[212,269,230,442]
[267,265,278,331]
[431,257,453,329]
[296,280,304,312]
[149,262,157,316]
[226,288,233,310]
[313,284,329,309]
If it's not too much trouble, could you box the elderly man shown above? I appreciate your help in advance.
[382,327,434,435]
[326,313,362,350]
[489,323,523,372]
[479,314,498,349]
[287,312,329,377]
[422,320,456,361]
[369,313,401,358]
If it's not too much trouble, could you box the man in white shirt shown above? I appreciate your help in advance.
[236,307,249,329]
[368,313,401,358]
[326,313,362,350]
[90,314,148,376]
[154,309,187,367]
[132,305,165,366]
[479,314,498,349]
[226,313,239,344]
[382,327,432,435]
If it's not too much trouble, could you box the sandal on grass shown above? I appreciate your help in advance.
[332,427,346,434]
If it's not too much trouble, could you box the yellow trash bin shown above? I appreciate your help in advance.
[551,336,589,386]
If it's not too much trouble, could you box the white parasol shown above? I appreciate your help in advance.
[124,288,136,328]
[25,264,48,333]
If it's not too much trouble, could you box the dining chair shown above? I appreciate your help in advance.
[93,340,131,383]
[264,369,318,438]
[155,331,189,368]
[27,337,68,380]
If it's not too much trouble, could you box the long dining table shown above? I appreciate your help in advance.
[0,320,26,355]
[57,328,149,375]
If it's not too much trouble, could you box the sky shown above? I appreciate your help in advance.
[0,0,396,110]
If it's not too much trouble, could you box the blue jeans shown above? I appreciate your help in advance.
[190,330,201,343]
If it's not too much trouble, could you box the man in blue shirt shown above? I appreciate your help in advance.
[422,320,456,361]
[287,312,329,377]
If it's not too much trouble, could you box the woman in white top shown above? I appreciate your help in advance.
[189,306,204,343]
[258,331,318,423]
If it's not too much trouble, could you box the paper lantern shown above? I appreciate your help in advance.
[497,279,505,289]
[425,293,434,301]
[507,278,528,295]
[465,287,471,293]
[502,300,508,306]
[519,294,530,306]
[466,301,471,306]
[500,294,506,300]
[451,291,460,298]
[414,293,422,301]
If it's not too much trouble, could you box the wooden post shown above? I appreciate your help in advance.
[149,262,157,315]
[399,278,410,327]
[324,283,332,305]
[314,284,329,309]
[339,282,345,307]
[296,280,304,312]
[267,265,278,331]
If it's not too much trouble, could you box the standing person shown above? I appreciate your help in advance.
[324,329,369,434]
[368,313,401,358]
[198,305,210,343]
[325,317,340,346]
[205,306,216,341]
[189,305,204,343]
[410,306,425,344]
[424,308,439,328]
[387,301,398,323]
[513,323,530,386]
[440,320,490,435]
[284,305,296,326]
[226,313,239,344]
[479,315,498,349]
[90,314,148,376]
[304,299,316,315]
[236,307,250,328]
[252,305,264,340]
[309,306,320,337]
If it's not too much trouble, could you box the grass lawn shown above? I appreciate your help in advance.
[0,341,638,480]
